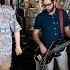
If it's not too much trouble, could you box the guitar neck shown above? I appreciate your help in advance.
[45,40,70,57]
[53,40,70,52]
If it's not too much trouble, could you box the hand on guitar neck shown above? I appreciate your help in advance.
[39,43,48,54]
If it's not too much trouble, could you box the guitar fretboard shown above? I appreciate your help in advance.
[44,40,70,58]
[54,40,70,52]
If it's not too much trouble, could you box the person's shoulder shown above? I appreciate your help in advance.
[57,8,67,14]
[2,5,12,9]
[57,8,68,17]
[2,5,15,15]
[36,10,46,18]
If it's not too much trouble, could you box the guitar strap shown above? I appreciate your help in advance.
[58,8,64,39]
[54,8,64,57]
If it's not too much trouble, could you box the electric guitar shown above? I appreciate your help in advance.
[34,39,70,66]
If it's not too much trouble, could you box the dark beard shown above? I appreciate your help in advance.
[47,4,55,13]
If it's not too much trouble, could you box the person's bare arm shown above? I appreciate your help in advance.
[33,29,47,53]
[14,31,22,55]
[65,26,70,37]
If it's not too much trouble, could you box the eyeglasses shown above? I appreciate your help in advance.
[43,3,53,7]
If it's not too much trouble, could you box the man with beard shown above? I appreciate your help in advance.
[33,0,70,70]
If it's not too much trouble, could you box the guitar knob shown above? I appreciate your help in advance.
[23,42,27,44]
[48,61,50,63]
[55,53,57,55]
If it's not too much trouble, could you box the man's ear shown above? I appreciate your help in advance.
[53,0,56,6]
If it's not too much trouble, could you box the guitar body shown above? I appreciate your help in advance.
[34,47,55,65]
[34,39,70,65]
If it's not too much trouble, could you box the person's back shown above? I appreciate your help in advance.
[0,0,22,70]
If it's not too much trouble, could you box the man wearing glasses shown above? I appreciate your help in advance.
[33,0,70,70]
